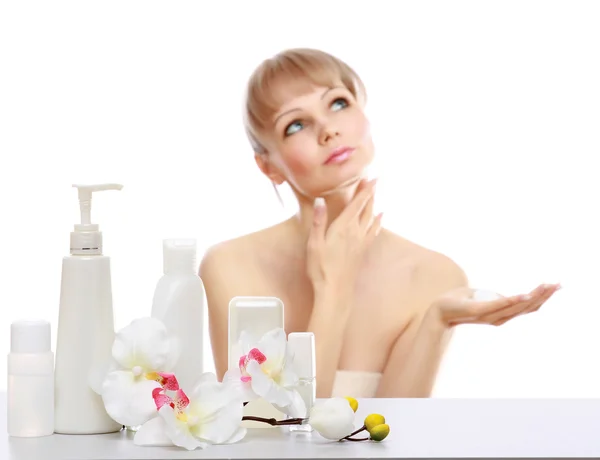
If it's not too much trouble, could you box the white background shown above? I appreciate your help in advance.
[0,0,598,397]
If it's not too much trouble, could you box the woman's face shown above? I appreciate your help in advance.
[257,81,374,199]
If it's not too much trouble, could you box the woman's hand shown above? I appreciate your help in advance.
[306,178,382,297]
[429,283,561,328]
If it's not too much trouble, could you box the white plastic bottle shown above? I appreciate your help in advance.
[7,320,54,437]
[151,239,205,393]
[228,296,286,428]
[287,332,316,433]
[54,183,123,434]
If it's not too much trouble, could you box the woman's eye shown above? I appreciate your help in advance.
[331,97,349,111]
[284,121,303,136]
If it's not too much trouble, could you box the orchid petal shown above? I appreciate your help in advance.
[152,388,173,411]
[275,389,307,418]
[133,416,174,447]
[111,317,173,371]
[246,360,291,407]
[187,375,246,444]
[247,348,266,364]
[145,372,179,391]
[256,328,287,370]
[193,372,218,388]
[158,405,208,451]
[223,427,247,444]
[192,400,245,444]
[222,369,258,402]
[102,370,162,427]
[174,389,190,411]
[245,360,274,396]
[238,330,258,353]
[191,373,245,412]
[277,365,300,388]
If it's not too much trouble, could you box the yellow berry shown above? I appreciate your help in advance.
[344,396,358,412]
[364,413,385,432]
[369,423,390,441]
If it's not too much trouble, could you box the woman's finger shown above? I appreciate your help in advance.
[333,179,377,228]
[360,194,375,230]
[365,212,383,242]
[307,197,327,251]
[468,293,529,317]
[450,285,541,325]
[486,284,559,325]
[520,283,561,314]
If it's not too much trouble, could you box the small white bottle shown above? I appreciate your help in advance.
[228,296,285,428]
[54,183,123,434]
[287,332,316,432]
[151,238,205,393]
[7,320,55,437]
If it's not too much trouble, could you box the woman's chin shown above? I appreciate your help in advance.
[318,175,364,197]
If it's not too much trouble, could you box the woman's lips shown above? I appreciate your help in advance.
[324,146,355,165]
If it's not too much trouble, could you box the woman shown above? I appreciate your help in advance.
[199,48,560,398]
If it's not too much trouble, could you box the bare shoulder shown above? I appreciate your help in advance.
[416,247,468,289]
[199,223,286,285]
[379,229,469,308]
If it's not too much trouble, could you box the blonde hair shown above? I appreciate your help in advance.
[243,48,367,154]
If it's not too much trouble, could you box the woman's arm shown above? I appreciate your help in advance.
[198,244,242,381]
[375,307,454,397]
[375,255,468,398]
[306,286,354,398]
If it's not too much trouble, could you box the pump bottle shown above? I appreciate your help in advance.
[151,239,205,393]
[54,183,123,434]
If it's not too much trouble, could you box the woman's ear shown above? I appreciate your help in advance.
[254,152,285,185]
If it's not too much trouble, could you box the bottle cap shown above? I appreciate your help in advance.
[70,183,123,255]
[288,332,315,379]
[163,238,197,274]
[11,320,51,353]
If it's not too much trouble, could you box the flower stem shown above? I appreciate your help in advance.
[340,425,367,440]
[241,416,306,426]
[343,436,369,442]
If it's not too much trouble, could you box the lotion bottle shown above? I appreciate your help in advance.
[7,320,54,437]
[287,332,316,432]
[54,183,123,434]
[228,296,285,428]
[151,238,205,393]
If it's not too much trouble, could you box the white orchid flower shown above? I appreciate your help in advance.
[223,328,306,418]
[100,317,181,427]
[309,397,356,440]
[134,373,247,451]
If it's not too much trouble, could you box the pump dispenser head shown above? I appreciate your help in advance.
[70,183,123,255]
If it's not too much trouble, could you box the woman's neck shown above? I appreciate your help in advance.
[291,178,364,243]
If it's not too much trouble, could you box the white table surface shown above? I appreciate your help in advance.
[2,393,600,459]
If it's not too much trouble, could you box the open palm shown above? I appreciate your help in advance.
[433,283,561,327]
